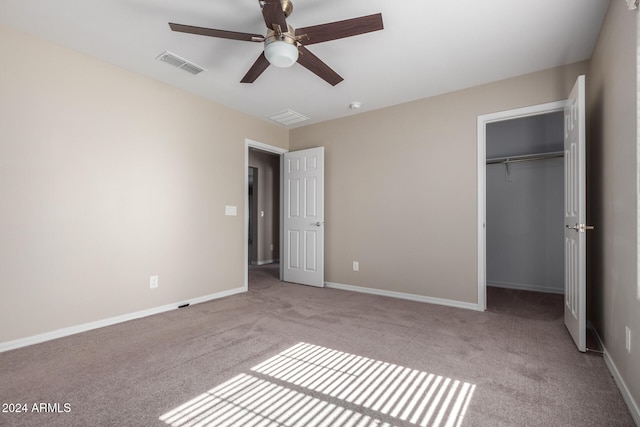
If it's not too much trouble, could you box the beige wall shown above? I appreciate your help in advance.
[0,25,288,343]
[587,0,639,414]
[290,62,588,304]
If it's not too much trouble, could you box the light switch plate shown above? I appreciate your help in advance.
[225,205,237,216]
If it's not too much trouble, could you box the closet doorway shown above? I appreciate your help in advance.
[485,110,565,315]
[477,101,566,312]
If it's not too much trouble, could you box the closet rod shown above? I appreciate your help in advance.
[486,150,564,165]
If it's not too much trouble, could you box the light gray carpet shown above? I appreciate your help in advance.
[0,264,634,426]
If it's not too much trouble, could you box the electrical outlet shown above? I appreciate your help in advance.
[150,275,159,289]
[353,261,359,272]
[625,326,631,354]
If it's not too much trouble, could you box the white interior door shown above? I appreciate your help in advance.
[282,147,324,287]
[564,75,590,352]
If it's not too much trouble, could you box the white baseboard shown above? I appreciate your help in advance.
[325,282,481,311]
[487,280,564,295]
[589,325,640,425]
[0,287,245,354]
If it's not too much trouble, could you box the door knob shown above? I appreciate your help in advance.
[566,223,595,232]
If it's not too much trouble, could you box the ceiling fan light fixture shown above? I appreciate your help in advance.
[264,39,299,68]
[169,5,383,84]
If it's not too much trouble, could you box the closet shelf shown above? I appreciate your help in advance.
[486,150,564,165]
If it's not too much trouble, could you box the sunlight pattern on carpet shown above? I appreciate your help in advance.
[160,342,475,427]
[160,373,391,427]
[252,343,475,426]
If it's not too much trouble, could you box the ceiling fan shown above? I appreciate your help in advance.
[168,0,383,86]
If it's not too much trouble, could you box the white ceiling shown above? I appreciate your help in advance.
[0,0,610,128]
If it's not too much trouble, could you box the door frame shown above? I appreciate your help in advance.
[244,139,288,291]
[476,101,566,311]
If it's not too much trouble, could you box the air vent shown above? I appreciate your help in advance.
[266,109,309,126]
[156,51,205,75]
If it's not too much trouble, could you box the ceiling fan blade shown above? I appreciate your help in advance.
[169,23,264,42]
[240,52,271,83]
[296,13,383,45]
[261,0,288,32]
[297,46,343,86]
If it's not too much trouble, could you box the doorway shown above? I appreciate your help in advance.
[486,112,565,292]
[479,77,588,352]
[248,150,280,266]
[477,101,566,311]
[484,111,565,316]
[244,139,288,290]
[244,140,327,290]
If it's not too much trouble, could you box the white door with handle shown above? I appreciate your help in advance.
[282,147,324,287]
[564,75,591,352]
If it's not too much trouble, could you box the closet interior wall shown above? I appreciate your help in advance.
[486,112,565,294]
